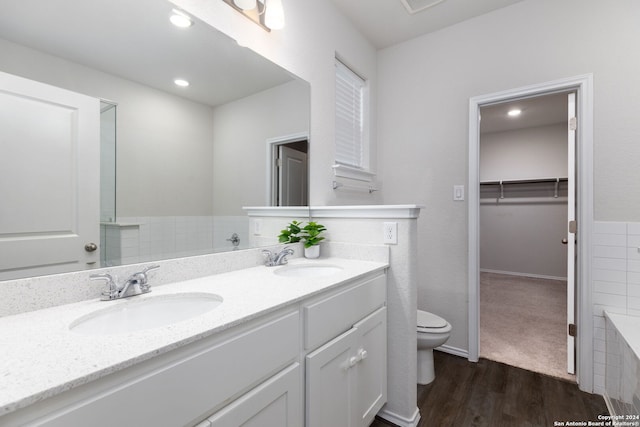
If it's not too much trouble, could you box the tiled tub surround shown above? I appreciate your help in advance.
[100,215,250,266]
[604,312,640,418]
[592,222,640,394]
[0,255,388,418]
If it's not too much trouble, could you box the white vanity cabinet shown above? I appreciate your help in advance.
[3,310,301,427]
[304,274,387,427]
[2,268,387,427]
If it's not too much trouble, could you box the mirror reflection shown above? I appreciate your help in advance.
[0,0,310,280]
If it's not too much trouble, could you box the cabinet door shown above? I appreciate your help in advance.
[353,307,387,427]
[306,327,359,427]
[207,363,301,427]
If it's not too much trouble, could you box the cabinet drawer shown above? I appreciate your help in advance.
[304,274,385,351]
[205,363,302,427]
[24,311,299,427]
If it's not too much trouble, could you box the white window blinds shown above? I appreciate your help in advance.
[335,59,365,169]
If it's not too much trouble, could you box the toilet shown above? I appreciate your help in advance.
[417,309,452,385]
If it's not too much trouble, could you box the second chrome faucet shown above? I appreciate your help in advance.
[262,247,294,267]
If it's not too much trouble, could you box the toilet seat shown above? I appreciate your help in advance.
[417,310,448,330]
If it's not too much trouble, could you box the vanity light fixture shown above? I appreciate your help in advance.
[222,0,285,31]
[507,108,522,117]
[174,79,190,87]
[170,9,193,28]
[264,0,285,30]
[234,0,257,10]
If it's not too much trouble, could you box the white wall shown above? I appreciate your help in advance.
[211,80,310,215]
[480,124,567,278]
[170,0,382,207]
[0,37,215,217]
[480,124,567,181]
[377,0,640,358]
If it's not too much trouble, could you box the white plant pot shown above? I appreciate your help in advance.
[304,245,320,259]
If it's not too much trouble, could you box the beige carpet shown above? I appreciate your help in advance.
[480,272,575,381]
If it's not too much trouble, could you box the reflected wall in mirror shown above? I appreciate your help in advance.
[0,0,310,280]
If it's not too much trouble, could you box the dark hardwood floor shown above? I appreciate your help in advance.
[372,351,608,427]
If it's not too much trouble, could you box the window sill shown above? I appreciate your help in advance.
[332,164,376,182]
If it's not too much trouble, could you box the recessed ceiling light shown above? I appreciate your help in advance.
[507,109,522,117]
[170,9,193,28]
[174,79,190,87]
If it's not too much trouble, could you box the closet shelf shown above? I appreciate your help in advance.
[480,177,568,199]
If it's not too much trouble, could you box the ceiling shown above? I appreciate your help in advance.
[480,92,570,134]
[0,0,294,107]
[330,0,525,49]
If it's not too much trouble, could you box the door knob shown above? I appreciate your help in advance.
[561,238,568,245]
[85,242,98,252]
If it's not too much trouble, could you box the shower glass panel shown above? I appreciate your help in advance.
[100,101,116,222]
[100,101,117,265]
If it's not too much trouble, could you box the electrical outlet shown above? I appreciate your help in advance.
[383,222,397,244]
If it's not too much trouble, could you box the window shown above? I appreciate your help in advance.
[335,58,368,171]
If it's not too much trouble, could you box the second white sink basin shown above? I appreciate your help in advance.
[274,264,343,278]
[70,293,223,335]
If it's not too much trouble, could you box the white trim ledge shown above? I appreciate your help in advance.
[377,407,421,427]
[311,205,423,219]
[243,205,423,219]
[332,164,376,182]
[242,206,310,218]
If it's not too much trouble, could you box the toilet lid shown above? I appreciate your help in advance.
[417,310,448,329]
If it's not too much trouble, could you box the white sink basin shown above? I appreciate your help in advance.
[70,293,223,335]
[274,264,343,278]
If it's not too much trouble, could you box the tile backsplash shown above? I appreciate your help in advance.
[101,216,250,266]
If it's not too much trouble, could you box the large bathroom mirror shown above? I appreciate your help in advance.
[0,0,310,280]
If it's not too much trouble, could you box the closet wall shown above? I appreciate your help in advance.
[480,123,568,279]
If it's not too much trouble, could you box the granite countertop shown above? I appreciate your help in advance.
[0,257,387,417]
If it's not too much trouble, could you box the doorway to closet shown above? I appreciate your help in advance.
[477,91,576,381]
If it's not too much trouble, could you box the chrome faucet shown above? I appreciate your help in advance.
[262,247,294,267]
[91,265,160,301]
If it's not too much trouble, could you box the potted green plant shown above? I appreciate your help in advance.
[278,220,303,244]
[301,221,326,259]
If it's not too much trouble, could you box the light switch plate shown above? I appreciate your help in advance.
[453,185,465,201]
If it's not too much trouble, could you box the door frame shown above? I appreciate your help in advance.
[265,132,309,205]
[467,74,594,391]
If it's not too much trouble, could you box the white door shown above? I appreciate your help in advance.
[566,92,577,375]
[0,71,100,280]
[278,145,307,206]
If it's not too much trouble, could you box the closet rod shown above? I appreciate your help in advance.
[482,177,567,199]
[480,177,568,185]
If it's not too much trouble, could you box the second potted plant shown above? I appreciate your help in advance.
[278,220,326,259]
[301,221,326,259]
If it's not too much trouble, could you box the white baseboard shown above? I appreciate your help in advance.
[437,344,469,359]
[377,407,421,427]
[480,268,567,282]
